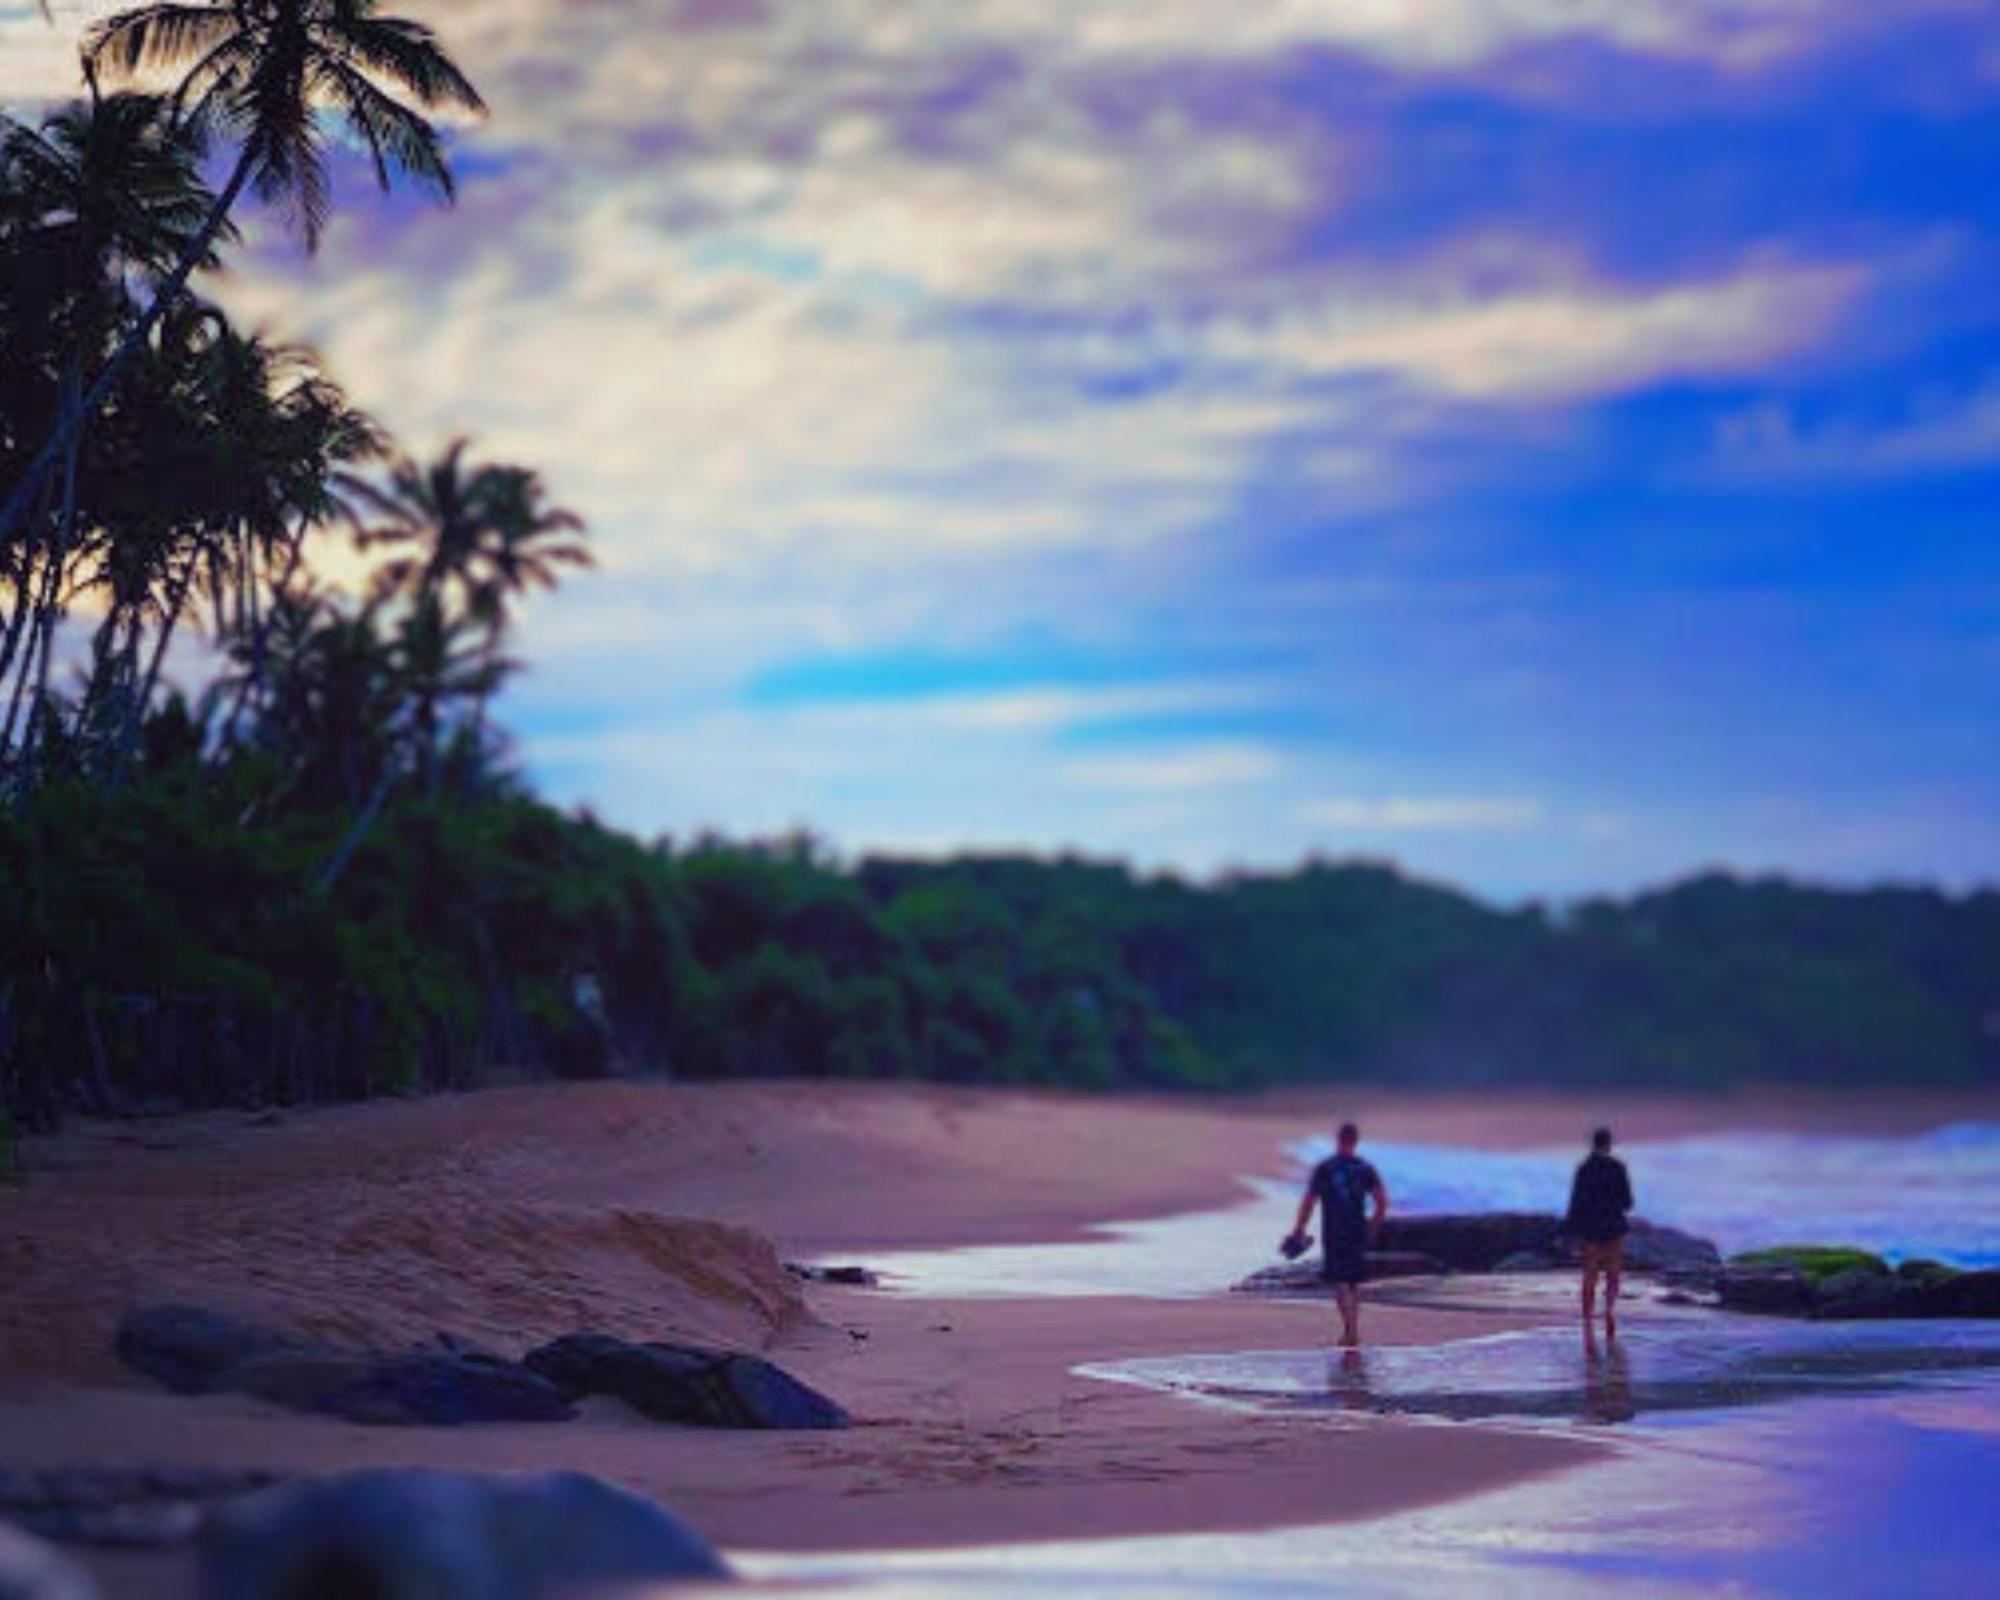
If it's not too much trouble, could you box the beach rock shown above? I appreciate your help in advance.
[116,1305,574,1425]
[0,1465,278,1549]
[1810,1267,1906,1320]
[1622,1221,1723,1277]
[1377,1213,1559,1272]
[231,1349,576,1426]
[523,1334,850,1429]
[1492,1249,1565,1274]
[114,1305,289,1395]
[1232,1250,1447,1294]
[200,1468,730,1600]
[0,1521,100,1600]
[785,1263,880,1288]
[1925,1269,2000,1318]
[1717,1264,1816,1315]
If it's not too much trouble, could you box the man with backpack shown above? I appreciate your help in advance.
[1282,1122,1390,1347]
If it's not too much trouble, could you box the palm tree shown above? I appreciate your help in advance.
[352,441,589,781]
[0,91,221,761]
[0,0,484,547]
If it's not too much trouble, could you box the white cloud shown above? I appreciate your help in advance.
[1060,741,1283,790]
[1716,383,2000,478]
[1211,250,1866,404]
[1296,795,1545,831]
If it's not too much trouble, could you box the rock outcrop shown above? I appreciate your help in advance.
[524,1333,852,1429]
[0,1520,100,1600]
[1716,1255,2000,1320]
[1233,1212,1721,1293]
[115,1307,575,1426]
[200,1469,729,1599]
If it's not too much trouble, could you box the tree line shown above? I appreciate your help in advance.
[5,6,1994,1165]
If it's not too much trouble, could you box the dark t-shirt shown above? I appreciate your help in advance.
[1312,1153,1381,1246]
[1565,1152,1634,1242]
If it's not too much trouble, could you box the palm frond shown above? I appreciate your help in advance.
[85,5,238,81]
[317,60,451,197]
[335,15,487,115]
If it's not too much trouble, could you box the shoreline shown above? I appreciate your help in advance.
[3,1081,1996,1597]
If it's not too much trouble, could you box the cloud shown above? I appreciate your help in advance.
[1296,795,1545,831]
[1060,741,1283,790]
[1209,249,1867,403]
[1716,382,2000,478]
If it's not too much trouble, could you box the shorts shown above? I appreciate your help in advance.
[1322,1239,1367,1286]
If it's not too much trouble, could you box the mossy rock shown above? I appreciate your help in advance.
[1895,1258,1959,1284]
[1729,1245,1889,1282]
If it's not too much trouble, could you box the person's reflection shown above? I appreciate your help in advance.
[1581,1325,1635,1423]
[1327,1345,1374,1413]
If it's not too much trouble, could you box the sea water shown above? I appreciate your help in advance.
[759,1123,2000,1596]
[858,1122,2000,1297]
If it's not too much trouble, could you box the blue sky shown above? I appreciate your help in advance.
[15,1,1999,898]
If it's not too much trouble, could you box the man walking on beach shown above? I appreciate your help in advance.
[1565,1126,1634,1336]
[1284,1122,1389,1348]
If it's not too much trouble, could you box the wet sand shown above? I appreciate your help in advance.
[2,1080,1994,1595]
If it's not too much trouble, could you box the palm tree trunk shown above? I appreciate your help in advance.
[217,523,308,749]
[0,148,255,549]
[16,377,85,769]
[315,764,396,895]
[120,544,201,774]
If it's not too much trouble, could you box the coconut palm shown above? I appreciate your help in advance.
[0,91,222,760]
[352,440,588,779]
[0,0,484,546]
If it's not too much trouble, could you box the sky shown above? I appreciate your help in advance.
[9,1,2000,900]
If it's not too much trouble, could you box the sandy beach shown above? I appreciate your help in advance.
[4,1080,1996,1596]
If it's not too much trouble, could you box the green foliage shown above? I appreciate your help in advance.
[1730,1246,1892,1281]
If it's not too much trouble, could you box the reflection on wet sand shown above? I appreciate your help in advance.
[1080,1310,2000,1426]
[1581,1327,1635,1424]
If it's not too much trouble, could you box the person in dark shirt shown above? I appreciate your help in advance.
[1564,1127,1635,1336]
[1283,1122,1389,1347]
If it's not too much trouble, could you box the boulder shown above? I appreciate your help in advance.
[1377,1213,1560,1272]
[1493,1249,1565,1274]
[1232,1251,1447,1295]
[115,1306,574,1426]
[0,1464,279,1550]
[1810,1267,1906,1320]
[1622,1221,1723,1277]
[1716,1264,1816,1315]
[200,1469,729,1600]
[1924,1269,2000,1318]
[523,1334,850,1430]
[232,1350,576,1427]
[113,1305,289,1395]
[785,1263,880,1288]
[0,1522,100,1600]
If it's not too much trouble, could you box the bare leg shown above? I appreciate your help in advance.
[1604,1241,1623,1337]
[1335,1284,1360,1347]
[1581,1246,1600,1324]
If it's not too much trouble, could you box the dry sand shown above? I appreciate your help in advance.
[3,1079,1992,1593]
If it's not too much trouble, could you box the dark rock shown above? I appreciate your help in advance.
[1622,1221,1723,1277]
[1377,1213,1560,1272]
[1717,1264,1816,1315]
[1493,1249,1566,1274]
[1895,1258,1957,1285]
[233,1350,576,1426]
[0,1520,100,1600]
[523,1334,850,1430]
[113,1305,288,1395]
[1810,1267,1905,1320]
[0,1467,279,1549]
[1233,1250,1447,1295]
[707,1352,853,1430]
[199,1468,730,1600]
[785,1263,880,1288]
[1924,1268,2000,1318]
